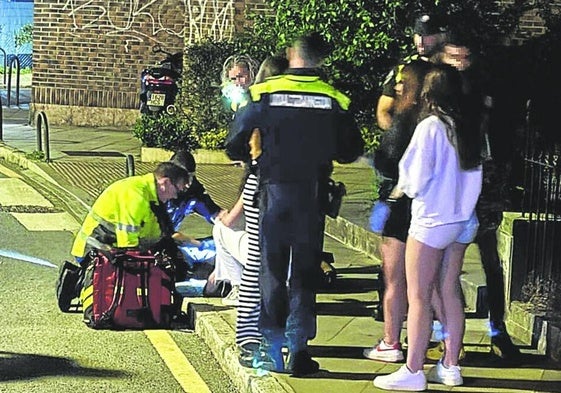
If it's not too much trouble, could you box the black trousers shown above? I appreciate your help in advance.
[258,182,323,345]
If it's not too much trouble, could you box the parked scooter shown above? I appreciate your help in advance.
[139,45,183,115]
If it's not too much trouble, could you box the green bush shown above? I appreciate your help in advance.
[239,0,558,154]
[180,40,235,150]
[179,39,277,150]
[132,112,197,151]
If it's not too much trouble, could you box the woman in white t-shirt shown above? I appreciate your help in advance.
[374,64,482,391]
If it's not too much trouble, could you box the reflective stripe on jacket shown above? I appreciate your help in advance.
[226,70,364,184]
[71,173,163,257]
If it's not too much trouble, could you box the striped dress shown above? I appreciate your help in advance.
[235,173,261,346]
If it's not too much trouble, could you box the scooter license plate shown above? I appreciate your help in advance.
[148,93,166,107]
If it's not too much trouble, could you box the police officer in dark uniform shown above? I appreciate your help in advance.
[376,14,447,131]
[226,33,364,376]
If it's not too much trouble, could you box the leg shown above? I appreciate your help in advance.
[405,237,443,372]
[212,221,247,286]
[476,226,505,324]
[476,226,520,359]
[381,237,407,346]
[439,242,468,367]
[364,236,406,362]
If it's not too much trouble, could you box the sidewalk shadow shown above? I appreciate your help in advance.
[0,351,127,382]
[316,299,378,317]
[305,344,561,391]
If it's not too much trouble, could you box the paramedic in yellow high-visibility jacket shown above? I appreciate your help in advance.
[71,161,193,264]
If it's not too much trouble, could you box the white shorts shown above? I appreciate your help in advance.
[408,212,479,250]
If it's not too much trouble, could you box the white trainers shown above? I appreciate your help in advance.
[373,364,427,391]
[363,339,404,362]
[427,360,463,386]
[222,285,239,306]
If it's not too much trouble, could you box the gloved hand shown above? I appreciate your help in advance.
[198,238,215,251]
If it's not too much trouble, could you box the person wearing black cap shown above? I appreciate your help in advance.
[376,13,447,131]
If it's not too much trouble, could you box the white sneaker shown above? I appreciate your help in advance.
[373,365,427,391]
[222,285,239,306]
[363,339,404,362]
[427,360,463,386]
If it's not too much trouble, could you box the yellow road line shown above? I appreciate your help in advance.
[145,330,211,393]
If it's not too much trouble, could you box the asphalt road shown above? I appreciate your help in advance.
[0,161,239,393]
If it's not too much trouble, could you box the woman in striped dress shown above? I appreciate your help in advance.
[221,55,289,366]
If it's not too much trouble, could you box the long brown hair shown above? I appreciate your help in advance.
[419,64,481,170]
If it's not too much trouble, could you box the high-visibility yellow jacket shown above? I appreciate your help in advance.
[71,173,163,258]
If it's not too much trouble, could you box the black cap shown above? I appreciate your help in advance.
[413,14,446,36]
[447,29,472,48]
[169,150,196,173]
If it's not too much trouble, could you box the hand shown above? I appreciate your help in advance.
[388,186,404,200]
[216,209,228,222]
[219,211,236,228]
[207,270,216,285]
[198,238,215,251]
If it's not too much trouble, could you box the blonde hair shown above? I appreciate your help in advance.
[221,54,258,86]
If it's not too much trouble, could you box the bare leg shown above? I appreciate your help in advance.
[439,242,468,367]
[381,237,407,345]
[405,237,443,372]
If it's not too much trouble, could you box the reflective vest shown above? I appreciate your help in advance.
[226,71,364,183]
[71,173,163,257]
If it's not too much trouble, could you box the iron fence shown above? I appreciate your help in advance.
[520,100,561,319]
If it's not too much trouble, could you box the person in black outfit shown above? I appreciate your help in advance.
[226,33,364,376]
[442,31,520,361]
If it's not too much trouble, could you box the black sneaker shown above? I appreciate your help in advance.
[491,322,521,360]
[287,351,319,377]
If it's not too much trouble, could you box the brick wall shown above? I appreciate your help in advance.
[33,0,233,126]
[31,0,555,126]
[232,0,270,32]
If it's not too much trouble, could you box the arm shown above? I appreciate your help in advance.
[335,111,365,164]
[376,95,395,131]
[397,118,436,198]
[219,194,244,228]
[225,104,259,162]
[172,232,202,247]
[176,177,223,224]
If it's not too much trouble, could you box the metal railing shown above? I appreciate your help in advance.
[0,95,3,141]
[0,48,6,86]
[6,55,21,107]
[520,99,561,316]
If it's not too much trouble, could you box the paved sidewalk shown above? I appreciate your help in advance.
[1,111,560,392]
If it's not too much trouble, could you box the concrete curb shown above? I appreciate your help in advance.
[0,143,91,221]
[189,301,295,393]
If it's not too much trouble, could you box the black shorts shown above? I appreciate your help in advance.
[382,196,411,243]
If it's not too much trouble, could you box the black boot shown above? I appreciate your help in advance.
[490,321,521,360]
[287,350,319,377]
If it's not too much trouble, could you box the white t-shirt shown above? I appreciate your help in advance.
[397,115,482,228]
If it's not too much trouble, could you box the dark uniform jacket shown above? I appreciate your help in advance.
[225,68,364,184]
